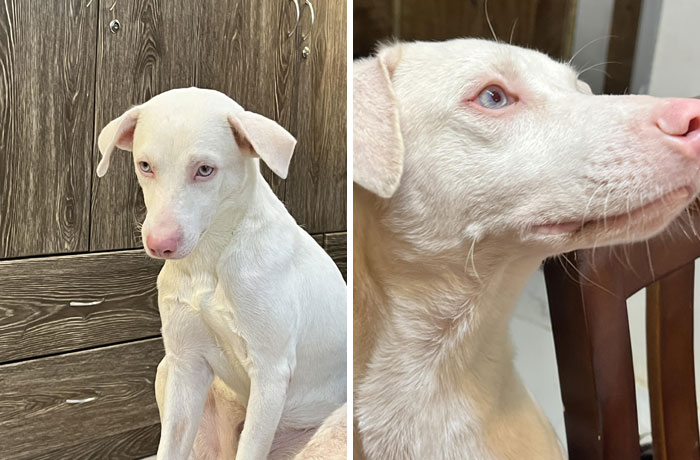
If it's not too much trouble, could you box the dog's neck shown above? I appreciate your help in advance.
[354,186,550,457]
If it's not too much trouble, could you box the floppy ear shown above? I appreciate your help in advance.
[353,46,404,198]
[96,106,141,177]
[227,112,297,179]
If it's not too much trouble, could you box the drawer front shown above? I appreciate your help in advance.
[0,250,163,363]
[0,338,163,459]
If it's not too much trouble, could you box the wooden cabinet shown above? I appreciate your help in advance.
[0,0,96,259]
[0,339,164,460]
[0,1,345,458]
[287,0,347,234]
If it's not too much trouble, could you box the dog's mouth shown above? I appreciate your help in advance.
[529,186,695,239]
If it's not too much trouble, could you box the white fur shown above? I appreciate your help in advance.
[98,88,347,460]
[354,39,700,459]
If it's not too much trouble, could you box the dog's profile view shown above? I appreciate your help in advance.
[97,88,347,460]
[354,38,700,459]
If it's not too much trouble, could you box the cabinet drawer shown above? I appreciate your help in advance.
[0,338,163,459]
[0,250,163,363]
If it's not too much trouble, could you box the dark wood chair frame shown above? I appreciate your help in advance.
[545,208,700,460]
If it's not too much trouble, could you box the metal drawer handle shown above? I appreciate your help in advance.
[301,0,315,41]
[287,0,300,37]
[66,396,97,404]
[69,299,105,307]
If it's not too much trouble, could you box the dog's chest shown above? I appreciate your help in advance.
[158,264,253,395]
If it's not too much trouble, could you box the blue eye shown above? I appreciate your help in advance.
[478,85,510,109]
[197,165,215,177]
[138,161,152,173]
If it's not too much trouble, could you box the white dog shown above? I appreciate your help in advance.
[97,87,347,460]
[354,39,700,459]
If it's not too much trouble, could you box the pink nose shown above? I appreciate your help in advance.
[146,233,182,258]
[657,98,700,159]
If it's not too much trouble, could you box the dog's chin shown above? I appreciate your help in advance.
[523,186,697,251]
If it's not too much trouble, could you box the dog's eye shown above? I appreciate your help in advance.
[138,161,152,173]
[478,85,510,109]
[197,165,215,177]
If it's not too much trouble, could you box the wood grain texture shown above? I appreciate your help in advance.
[399,0,539,44]
[647,264,700,460]
[0,338,163,459]
[286,0,347,234]
[324,232,346,279]
[193,0,298,199]
[350,0,577,60]
[353,0,394,58]
[90,0,200,251]
[0,0,97,258]
[0,250,162,363]
[531,0,577,61]
[11,423,160,460]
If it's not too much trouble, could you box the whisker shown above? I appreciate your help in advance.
[576,61,620,79]
[645,239,655,280]
[621,196,640,276]
[557,252,617,296]
[678,207,693,242]
[509,18,519,45]
[602,189,611,233]
[584,68,612,79]
[467,238,481,284]
[592,190,612,266]
[581,183,606,227]
[484,0,498,42]
[625,194,631,242]
[686,205,700,243]
[568,34,618,65]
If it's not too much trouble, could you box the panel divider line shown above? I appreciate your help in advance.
[0,334,162,367]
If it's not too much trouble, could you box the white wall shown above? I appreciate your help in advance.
[645,0,700,97]
[573,0,700,97]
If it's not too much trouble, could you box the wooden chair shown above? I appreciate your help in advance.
[544,207,700,460]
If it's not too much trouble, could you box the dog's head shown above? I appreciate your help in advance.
[97,88,296,260]
[355,39,700,256]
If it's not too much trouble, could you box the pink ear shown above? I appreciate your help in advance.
[227,112,297,179]
[353,46,404,198]
[96,107,141,177]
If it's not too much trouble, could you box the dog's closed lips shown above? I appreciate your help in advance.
[531,186,693,237]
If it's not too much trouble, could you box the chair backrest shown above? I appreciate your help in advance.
[544,209,700,460]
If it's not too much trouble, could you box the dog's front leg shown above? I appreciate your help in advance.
[235,369,289,460]
[156,353,214,460]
